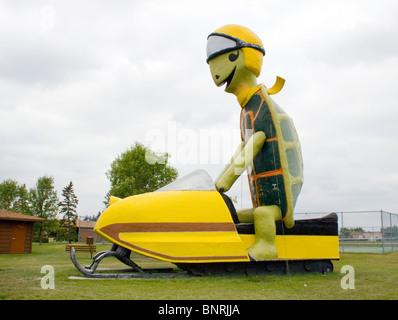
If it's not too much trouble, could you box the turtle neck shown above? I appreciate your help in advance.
[236,84,264,108]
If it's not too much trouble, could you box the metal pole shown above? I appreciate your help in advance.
[78,216,81,243]
[394,214,398,253]
[390,212,393,252]
[380,210,385,254]
[340,212,344,253]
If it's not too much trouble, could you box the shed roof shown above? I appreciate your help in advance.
[0,209,45,222]
[77,220,96,229]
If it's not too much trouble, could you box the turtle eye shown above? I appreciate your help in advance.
[229,50,239,62]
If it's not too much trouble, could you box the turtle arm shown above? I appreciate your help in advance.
[214,141,245,189]
[215,131,266,192]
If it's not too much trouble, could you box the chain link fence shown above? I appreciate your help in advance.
[295,210,398,253]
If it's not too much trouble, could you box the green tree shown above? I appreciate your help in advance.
[340,227,365,238]
[28,175,59,244]
[105,142,178,204]
[0,179,29,214]
[58,181,78,243]
[83,212,101,222]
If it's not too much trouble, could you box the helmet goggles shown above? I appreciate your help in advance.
[206,32,265,63]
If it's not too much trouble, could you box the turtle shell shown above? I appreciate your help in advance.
[240,85,303,228]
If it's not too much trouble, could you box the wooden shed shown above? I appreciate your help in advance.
[0,209,45,254]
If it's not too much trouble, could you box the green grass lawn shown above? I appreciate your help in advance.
[0,242,397,300]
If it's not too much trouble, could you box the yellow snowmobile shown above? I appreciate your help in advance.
[70,170,339,278]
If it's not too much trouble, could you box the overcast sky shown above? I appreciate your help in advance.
[1,0,397,227]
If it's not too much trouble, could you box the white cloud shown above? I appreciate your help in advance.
[1,0,397,221]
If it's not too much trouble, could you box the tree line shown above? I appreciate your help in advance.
[0,176,78,244]
[0,142,178,244]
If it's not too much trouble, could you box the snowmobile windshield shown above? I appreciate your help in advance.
[155,169,216,192]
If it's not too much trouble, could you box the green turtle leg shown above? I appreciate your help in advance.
[236,208,255,223]
[247,205,282,260]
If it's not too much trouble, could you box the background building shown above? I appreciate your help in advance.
[77,219,102,243]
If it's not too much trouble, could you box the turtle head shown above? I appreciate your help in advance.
[206,24,265,95]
